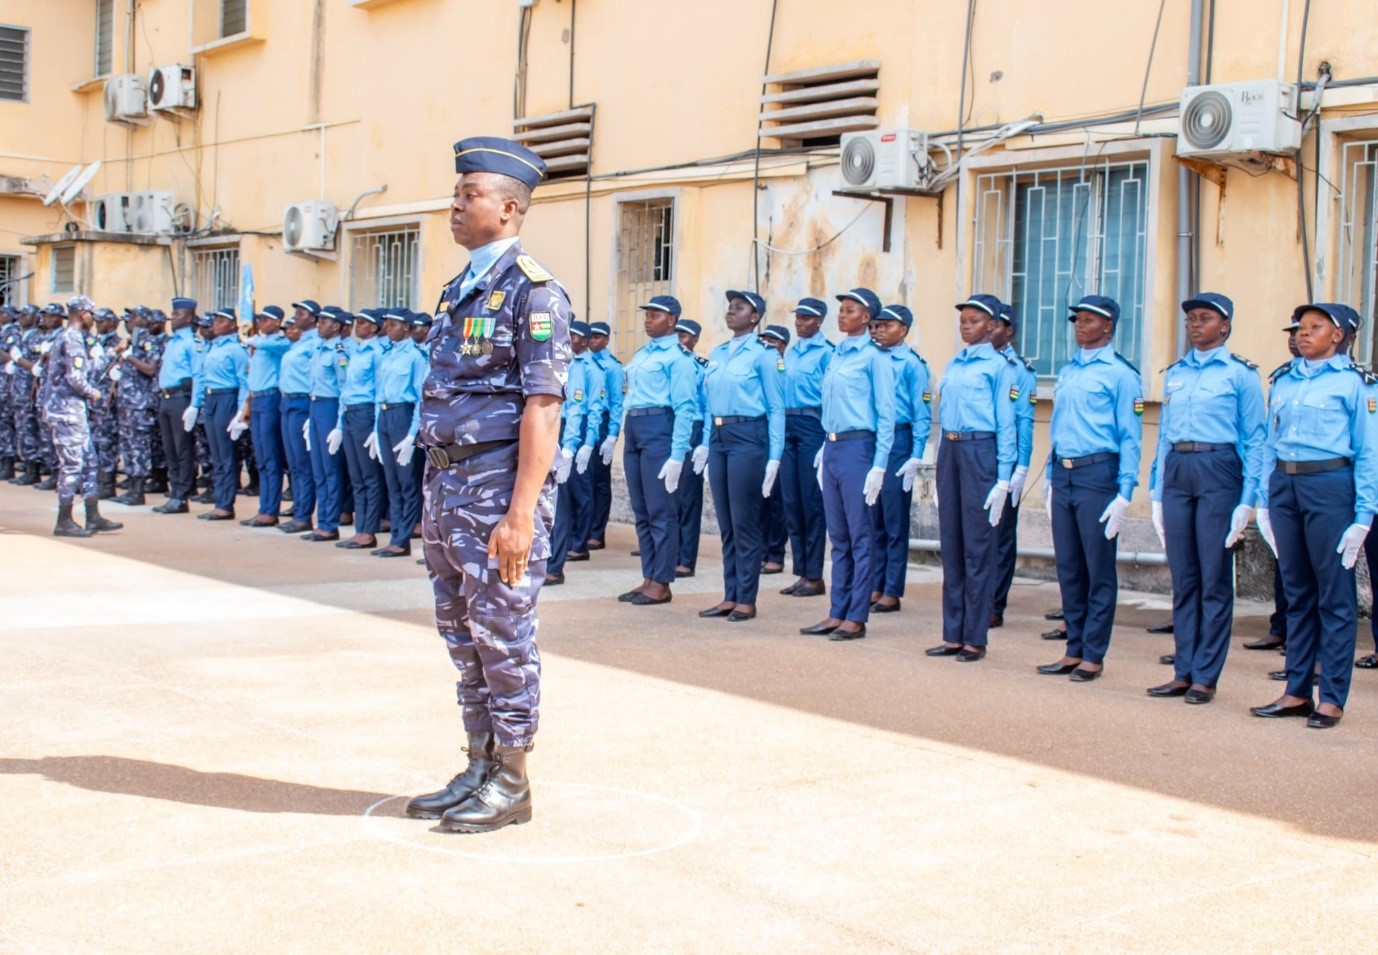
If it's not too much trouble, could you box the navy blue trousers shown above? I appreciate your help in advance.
[822,435,875,623]
[280,395,316,523]
[249,390,285,517]
[1164,448,1241,687]
[342,405,384,535]
[870,424,914,598]
[937,436,998,646]
[1051,457,1120,664]
[157,392,196,500]
[709,418,768,604]
[550,473,576,577]
[763,479,787,564]
[203,392,240,511]
[1364,531,1378,651]
[378,404,420,549]
[678,421,705,569]
[568,451,594,556]
[590,412,613,542]
[1271,467,1359,708]
[308,397,344,532]
[781,413,827,579]
[991,497,1020,616]
[624,411,679,584]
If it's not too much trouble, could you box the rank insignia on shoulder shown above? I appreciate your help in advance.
[1133,398,1145,415]
[1230,354,1258,370]
[486,291,506,312]
[516,255,552,283]
[1008,385,1019,401]
[529,311,552,342]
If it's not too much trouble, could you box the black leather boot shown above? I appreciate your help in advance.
[84,498,123,532]
[0,456,13,480]
[406,734,495,819]
[437,744,532,833]
[146,468,169,494]
[8,461,33,484]
[96,471,116,500]
[34,469,58,490]
[113,476,146,506]
[54,502,94,538]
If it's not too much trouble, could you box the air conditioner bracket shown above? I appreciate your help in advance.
[831,187,945,252]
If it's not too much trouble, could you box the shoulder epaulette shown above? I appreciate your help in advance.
[1114,352,1140,376]
[679,344,693,357]
[1348,361,1378,385]
[695,355,708,367]
[1021,356,1035,374]
[1268,361,1292,383]
[1230,353,1259,370]
[515,255,552,284]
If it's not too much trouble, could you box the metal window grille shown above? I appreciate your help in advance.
[0,25,29,102]
[51,245,75,294]
[613,199,674,361]
[0,255,18,306]
[349,226,420,310]
[1337,138,1378,366]
[974,159,1149,377]
[192,246,240,312]
[95,0,114,76]
[221,0,247,38]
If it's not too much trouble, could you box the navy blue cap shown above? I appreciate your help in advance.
[291,299,322,316]
[588,321,611,337]
[837,288,882,317]
[878,304,913,327]
[95,307,118,321]
[1292,302,1361,332]
[726,289,767,315]
[211,307,237,322]
[195,312,214,326]
[760,324,791,344]
[997,302,1015,324]
[639,295,682,318]
[43,303,66,317]
[1182,292,1234,320]
[452,136,547,190]
[956,294,1003,318]
[1068,295,1121,324]
[675,319,702,338]
[171,297,197,312]
[379,308,410,325]
[569,320,592,338]
[256,305,285,322]
[410,310,434,328]
[793,297,828,319]
[145,308,167,323]
[353,309,384,328]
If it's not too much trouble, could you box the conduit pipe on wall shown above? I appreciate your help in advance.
[1175,0,1205,357]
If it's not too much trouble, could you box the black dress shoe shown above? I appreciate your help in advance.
[780,582,803,596]
[799,622,838,636]
[279,520,312,534]
[1250,700,1314,718]
[956,647,986,662]
[1044,609,1064,621]
[336,539,377,549]
[544,574,565,586]
[988,614,1004,628]
[1184,687,1215,705]
[1041,628,1067,640]
[192,491,216,505]
[630,549,640,557]
[1243,636,1285,651]
[1269,670,1288,681]
[675,567,696,578]
[566,551,590,562]
[1037,661,1079,675]
[1069,667,1102,683]
[373,547,412,558]
[1356,653,1378,669]
[760,563,784,575]
[870,600,901,613]
[586,540,605,551]
[828,626,865,641]
[1147,681,1189,698]
[1159,654,1176,665]
[925,644,963,657]
[303,530,340,541]
[239,516,279,527]
[628,591,671,606]
[617,590,642,602]
[698,606,734,618]
[1307,712,1342,729]
[727,609,756,622]
[791,581,826,597]
[152,499,189,514]
[199,510,235,521]
[1146,621,1174,634]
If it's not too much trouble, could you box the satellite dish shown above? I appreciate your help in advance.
[42,165,83,207]
[60,161,102,205]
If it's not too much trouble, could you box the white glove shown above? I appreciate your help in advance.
[862,466,885,506]
[599,435,616,466]
[1256,508,1277,557]
[326,428,343,455]
[39,341,51,355]
[762,460,779,497]
[983,480,1011,528]
[691,444,709,475]
[1224,504,1252,549]
[90,344,105,361]
[303,420,312,452]
[1337,523,1369,570]
[181,406,198,431]
[1009,465,1029,501]
[896,457,922,492]
[576,445,593,474]
[364,432,379,461]
[1044,484,1052,522]
[109,367,122,382]
[4,361,14,375]
[814,446,824,487]
[659,458,683,494]
[393,436,415,467]
[1151,500,1166,549]
[1098,495,1131,540]
[32,363,42,378]
[554,448,573,484]
[227,419,248,441]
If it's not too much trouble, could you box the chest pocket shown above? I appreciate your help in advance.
[1298,393,1341,434]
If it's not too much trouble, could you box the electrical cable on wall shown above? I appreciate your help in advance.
[1134,0,1169,136]
[751,0,780,292]
[1295,0,1315,300]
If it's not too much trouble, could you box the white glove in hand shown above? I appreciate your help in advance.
[762,460,779,497]
[303,420,311,452]
[364,432,379,461]
[599,435,616,466]
[109,367,122,382]
[691,444,709,475]
[181,406,198,431]
[816,446,825,488]
[896,457,923,493]
[1256,508,1277,557]
[1044,485,1052,522]
[326,428,343,456]
[983,480,1011,528]
[576,445,593,474]
[1009,465,1029,501]
[1224,504,1253,549]
[1337,523,1369,570]
[1151,500,1166,549]
[32,363,43,379]
[1099,495,1131,540]
[554,448,573,484]
[862,466,885,506]
[393,437,415,468]
[658,458,683,494]
[227,420,248,441]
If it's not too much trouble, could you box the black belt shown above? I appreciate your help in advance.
[251,389,277,399]
[1277,458,1351,475]
[626,406,672,417]
[785,407,822,418]
[1056,452,1117,470]
[310,395,336,402]
[205,388,236,396]
[282,392,309,399]
[379,401,414,411]
[1172,441,1233,452]
[424,440,514,469]
[943,430,994,442]
[712,414,765,426]
[827,429,873,442]
[344,402,373,411]
[160,387,190,399]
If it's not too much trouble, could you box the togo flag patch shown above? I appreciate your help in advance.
[73,356,83,369]
[1369,397,1377,414]
[1008,385,1019,401]
[529,312,552,342]
[1133,398,1145,415]
[922,390,932,404]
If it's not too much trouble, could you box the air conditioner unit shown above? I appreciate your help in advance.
[839,129,930,191]
[92,193,135,234]
[131,191,175,234]
[148,65,196,114]
[103,74,148,125]
[283,201,339,253]
[1178,80,1302,166]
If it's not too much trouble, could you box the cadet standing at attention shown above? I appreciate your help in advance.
[7,306,43,486]
[988,302,1038,628]
[1038,295,1143,683]
[758,324,791,576]
[0,305,21,479]
[695,290,785,623]
[617,295,698,606]
[333,308,387,551]
[111,309,160,506]
[585,321,624,550]
[546,319,604,585]
[676,316,708,578]
[187,308,249,521]
[91,308,121,498]
[239,305,290,527]
[302,306,352,542]
[564,321,605,562]
[405,136,570,833]
[372,309,429,558]
[276,302,320,534]
[800,288,895,641]
[151,298,202,514]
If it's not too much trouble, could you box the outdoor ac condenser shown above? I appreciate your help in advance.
[1178,81,1302,164]
[839,129,930,191]
[283,201,340,253]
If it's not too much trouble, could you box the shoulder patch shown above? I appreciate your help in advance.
[1133,397,1145,415]
[529,312,552,342]
[516,255,553,283]
[1230,353,1259,370]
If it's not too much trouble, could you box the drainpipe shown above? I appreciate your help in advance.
[1175,0,1205,355]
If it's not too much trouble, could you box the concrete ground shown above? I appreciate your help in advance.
[3,483,1377,954]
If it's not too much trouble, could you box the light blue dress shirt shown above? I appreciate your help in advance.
[701,335,786,460]
[783,333,833,409]
[623,333,699,462]
[820,333,896,469]
[247,332,289,393]
[374,337,429,440]
[884,344,933,460]
[560,352,607,452]
[1000,345,1038,469]
[1046,345,1144,499]
[279,329,319,394]
[458,237,521,299]
[191,335,248,409]
[937,342,1019,480]
[338,335,387,426]
[158,326,199,389]
[591,349,625,437]
[1260,355,1378,525]
[1151,346,1267,506]
[309,333,349,399]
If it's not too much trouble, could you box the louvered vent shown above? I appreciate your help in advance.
[513,106,594,180]
[758,60,880,148]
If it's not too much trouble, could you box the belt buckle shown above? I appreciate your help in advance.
[1062,458,1074,469]
[425,446,449,469]
[946,431,959,442]
[828,433,837,442]
[714,417,723,426]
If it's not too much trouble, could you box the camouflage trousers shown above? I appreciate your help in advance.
[151,412,166,469]
[11,391,38,461]
[0,392,12,458]
[194,421,211,471]
[118,402,157,477]
[43,399,96,504]
[37,405,56,469]
[92,400,118,472]
[421,441,555,748]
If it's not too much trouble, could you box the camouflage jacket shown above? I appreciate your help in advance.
[42,326,101,407]
[119,331,166,412]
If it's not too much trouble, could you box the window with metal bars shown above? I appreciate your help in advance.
[221,0,247,38]
[192,247,241,312]
[973,159,1149,377]
[0,25,29,102]
[0,255,20,306]
[613,199,674,361]
[348,226,420,310]
[95,0,114,76]
[1337,138,1378,367]
[51,245,75,294]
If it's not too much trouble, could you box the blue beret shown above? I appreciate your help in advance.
[639,295,682,318]
[726,289,767,315]
[675,319,702,338]
[1182,292,1234,321]
[1293,302,1361,332]
[569,320,592,338]
[837,288,881,317]
[1068,295,1121,324]
[256,305,285,321]
[291,299,322,316]
[171,297,197,311]
[452,136,547,190]
[878,304,914,327]
[588,321,611,337]
[956,294,1004,318]
[760,324,791,344]
[793,297,828,318]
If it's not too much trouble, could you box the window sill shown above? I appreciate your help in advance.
[71,75,111,94]
[350,0,412,8]
[191,32,265,57]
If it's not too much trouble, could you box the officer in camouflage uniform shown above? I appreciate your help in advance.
[0,305,18,479]
[113,308,165,505]
[6,305,43,485]
[39,296,122,537]
[34,305,65,490]
[144,309,170,493]
[91,307,122,497]
[406,137,571,834]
